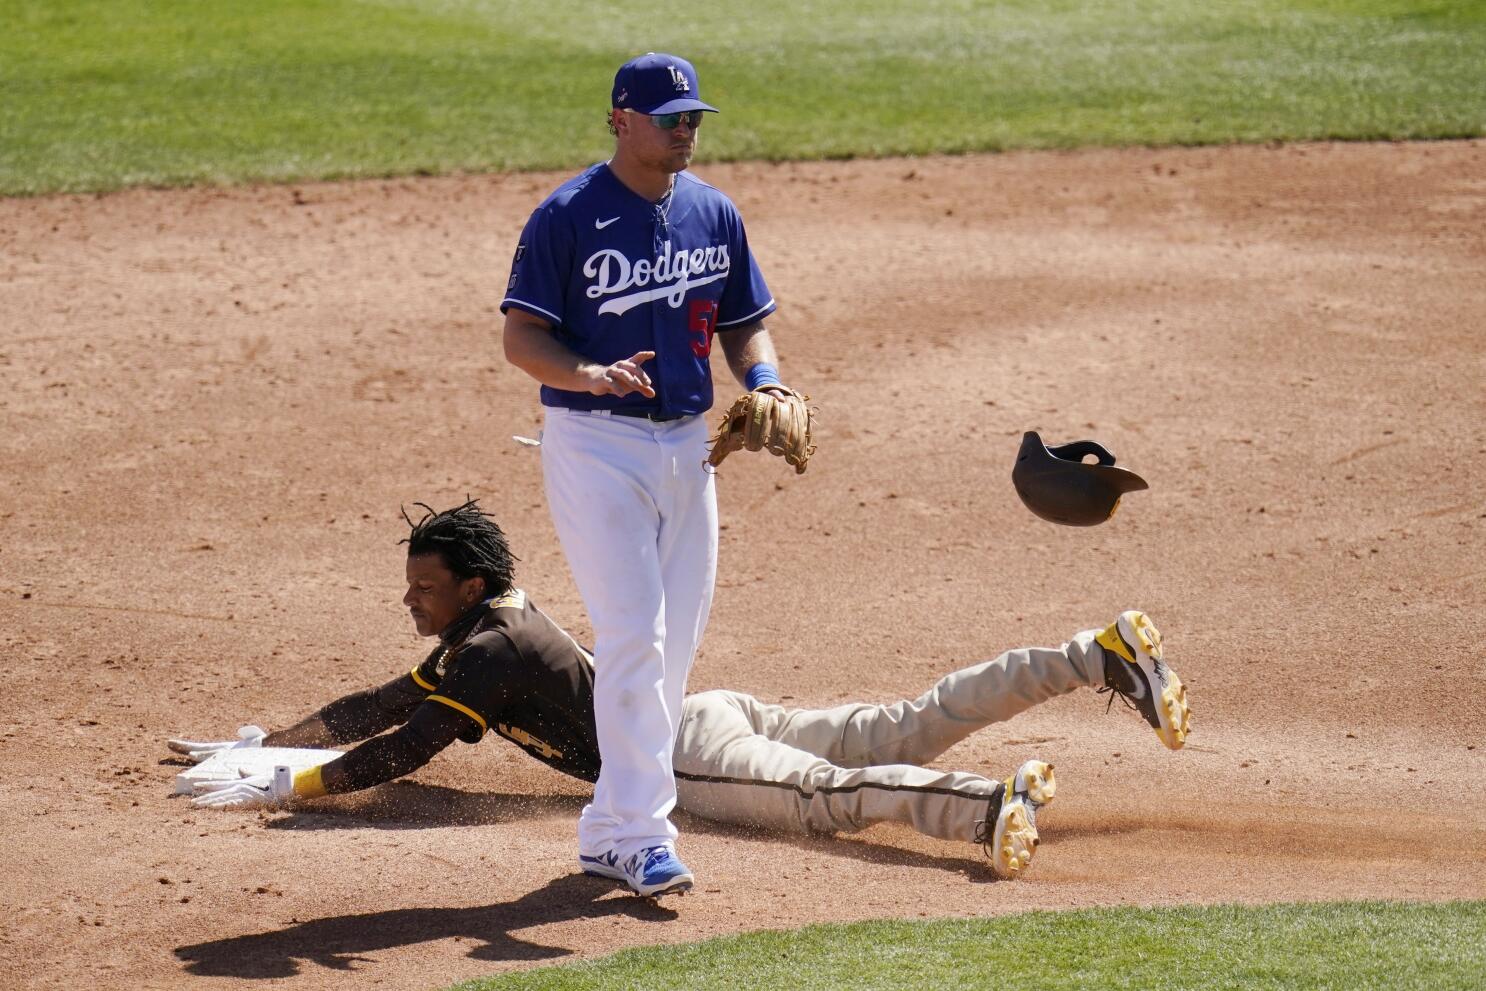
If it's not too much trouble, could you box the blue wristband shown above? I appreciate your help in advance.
[745,362,782,391]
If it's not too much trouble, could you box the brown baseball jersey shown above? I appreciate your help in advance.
[315,589,601,792]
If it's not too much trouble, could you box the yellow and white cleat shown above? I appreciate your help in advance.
[1096,610,1191,750]
[981,759,1056,879]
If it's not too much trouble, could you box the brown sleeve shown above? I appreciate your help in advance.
[319,700,471,794]
[317,672,432,745]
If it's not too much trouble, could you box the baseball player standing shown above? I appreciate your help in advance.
[500,53,795,897]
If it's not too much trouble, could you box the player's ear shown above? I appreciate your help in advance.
[462,575,488,604]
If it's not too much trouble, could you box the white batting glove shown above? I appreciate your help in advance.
[166,725,267,764]
[191,765,297,810]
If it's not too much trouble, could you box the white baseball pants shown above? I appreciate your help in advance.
[541,407,716,862]
[673,631,1105,843]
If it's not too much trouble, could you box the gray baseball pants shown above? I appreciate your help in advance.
[673,630,1105,844]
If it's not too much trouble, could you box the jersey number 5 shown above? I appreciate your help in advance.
[688,299,718,358]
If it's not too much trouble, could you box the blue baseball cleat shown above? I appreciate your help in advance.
[581,845,694,898]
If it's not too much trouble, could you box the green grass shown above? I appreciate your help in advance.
[3,0,1484,195]
[448,900,1486,991]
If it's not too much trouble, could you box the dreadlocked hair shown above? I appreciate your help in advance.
[400,499,518,600]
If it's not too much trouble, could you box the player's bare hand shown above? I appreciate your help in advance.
[588,351,656,398]
[166,724,266,764]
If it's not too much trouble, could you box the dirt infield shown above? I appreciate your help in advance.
[3,140,1484,990]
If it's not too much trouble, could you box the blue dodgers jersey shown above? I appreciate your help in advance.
[501,163,776,417]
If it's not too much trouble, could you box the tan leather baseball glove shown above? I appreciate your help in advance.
[705,386,816,474]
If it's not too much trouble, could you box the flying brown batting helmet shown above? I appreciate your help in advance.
[1012,431,1149,526]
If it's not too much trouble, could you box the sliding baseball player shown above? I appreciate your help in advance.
[170,500,1190,894]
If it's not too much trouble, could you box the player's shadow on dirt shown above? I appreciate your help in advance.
[258,782,993,877]
[676,810,999,879]
[261,781,588,830]
[173,872,673,979]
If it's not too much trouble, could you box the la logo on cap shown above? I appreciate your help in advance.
[667,65,690,92]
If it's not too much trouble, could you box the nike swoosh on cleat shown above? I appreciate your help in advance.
[595,216,620,229]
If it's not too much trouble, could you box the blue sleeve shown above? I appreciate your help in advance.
[501,203,573,327]
[716,206,776,329]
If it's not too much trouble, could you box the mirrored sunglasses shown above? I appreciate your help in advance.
[629,109,705,131]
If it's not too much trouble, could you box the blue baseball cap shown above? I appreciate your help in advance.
[611,53,718,116]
